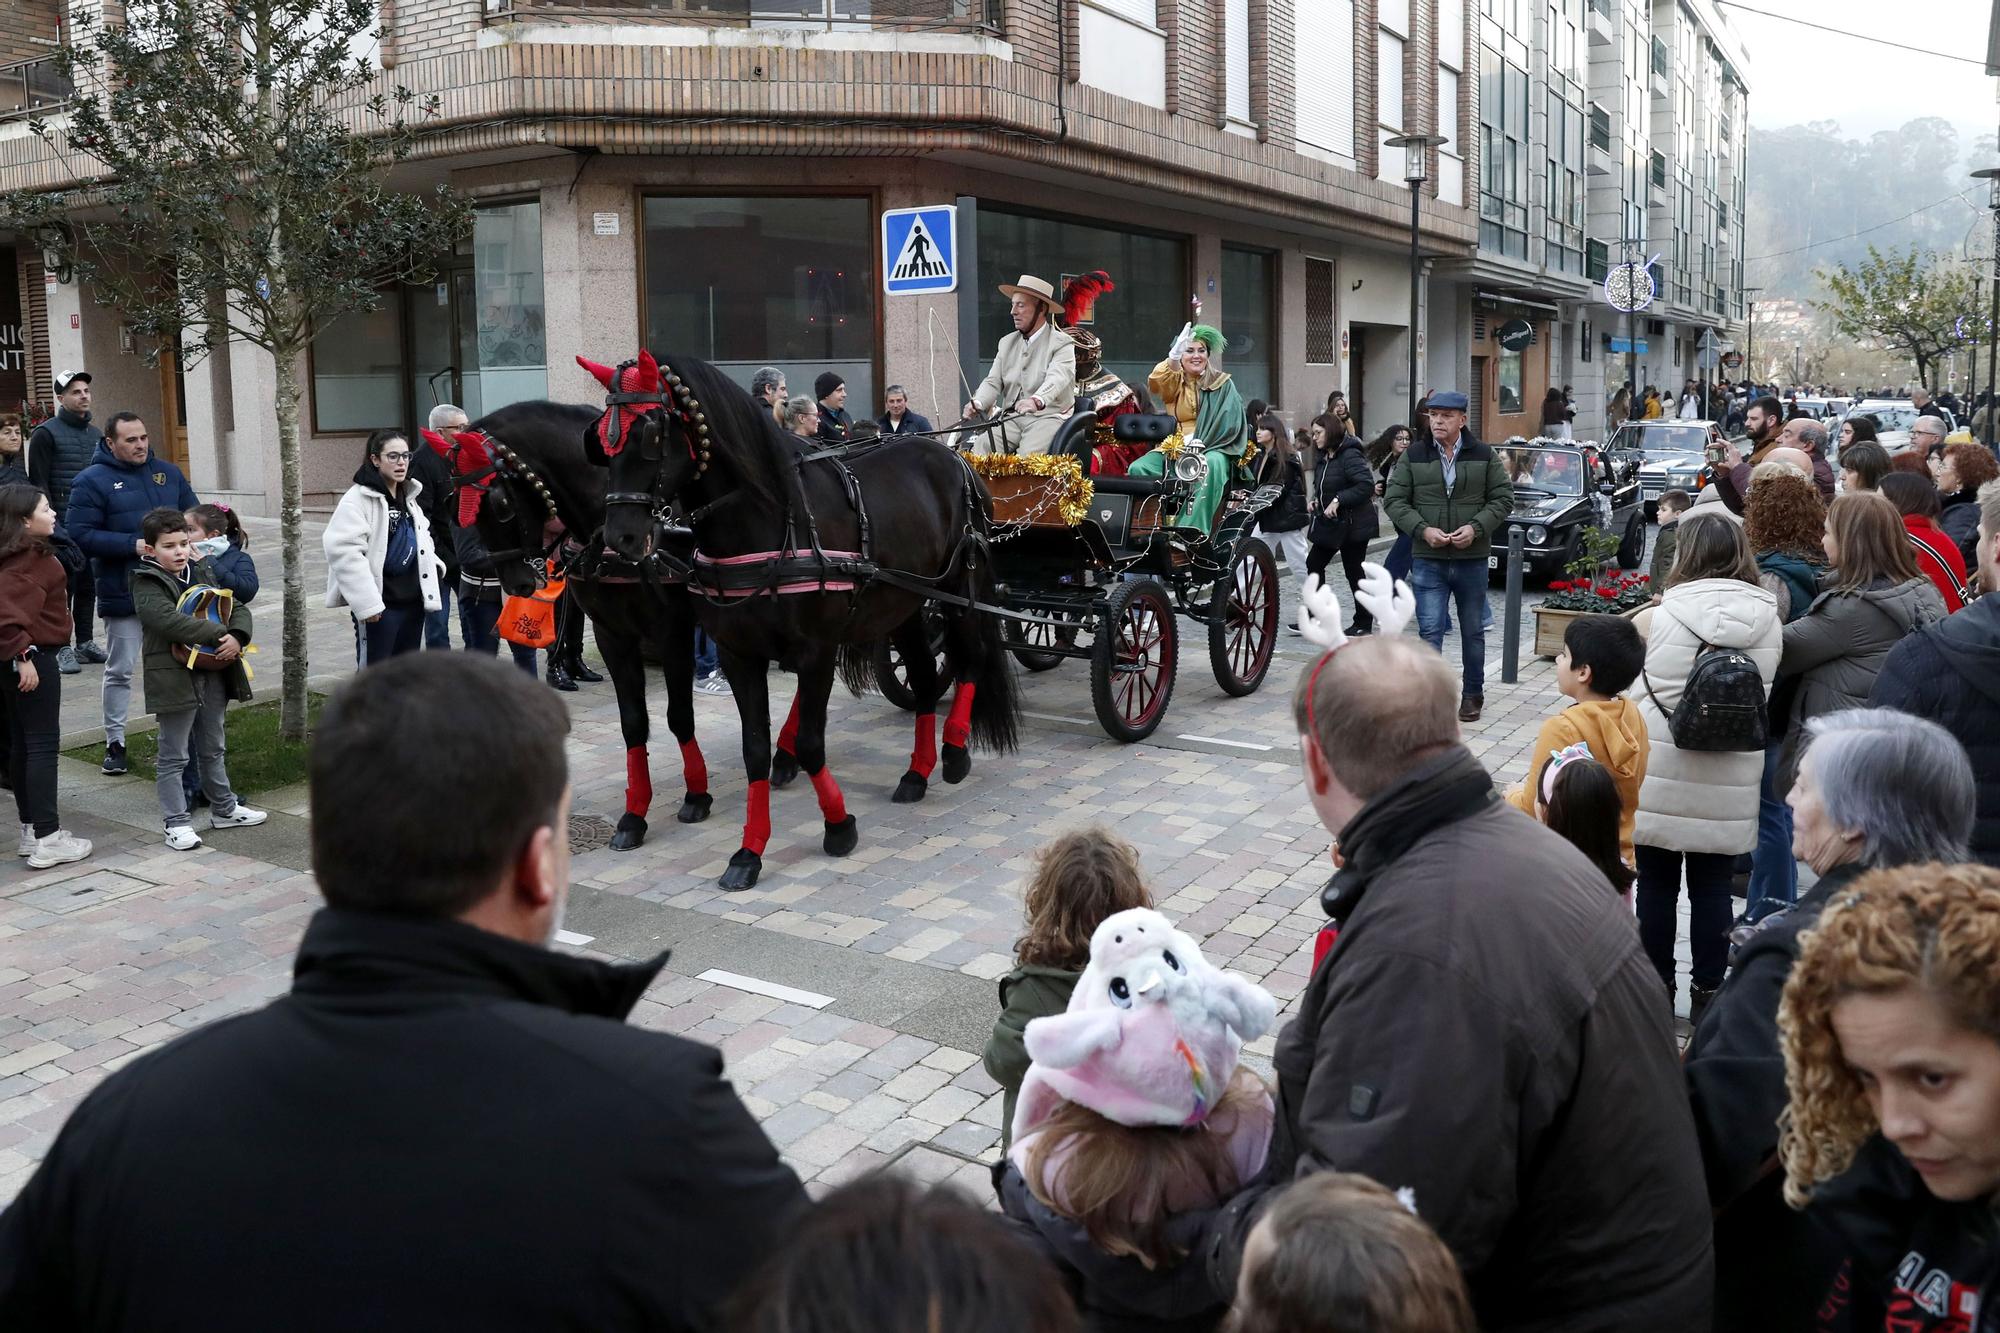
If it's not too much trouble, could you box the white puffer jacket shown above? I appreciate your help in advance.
[1633,577,1782,855]
[322,476,444,620]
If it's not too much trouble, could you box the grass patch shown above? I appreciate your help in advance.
[65,694,326,795]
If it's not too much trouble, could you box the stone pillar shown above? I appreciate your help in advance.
[542,179,642,410]
[42,274,82,377]
[880,181,964,430]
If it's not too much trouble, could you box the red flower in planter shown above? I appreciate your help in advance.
[1549,580,1571,591]
[1596,587,1617,599]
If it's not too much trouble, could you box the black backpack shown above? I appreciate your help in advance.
[1643,638,1768,752]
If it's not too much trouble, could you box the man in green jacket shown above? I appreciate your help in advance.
[1383,390,1515,722]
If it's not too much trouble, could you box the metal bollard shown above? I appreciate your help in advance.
[1501,527,1525,684]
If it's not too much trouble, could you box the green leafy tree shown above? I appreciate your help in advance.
[1815,246,1989,391]
[0,0,470,740]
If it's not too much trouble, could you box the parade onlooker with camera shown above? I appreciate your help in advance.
[0,484,89,869]
[1686,709,1973,1331]
[1631,513,1781,1023]
[65,412,199,777]
[324,429,445,667]
[26,370,107,674]
[0,653,808,1331]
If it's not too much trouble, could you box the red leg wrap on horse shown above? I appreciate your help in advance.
[743,780,772,855]
[910,714,938,778]
[679,739,708,796]
[808,766,848,824]
[625,746,653,818]
[943,682,977,749]
[777,697,801,755]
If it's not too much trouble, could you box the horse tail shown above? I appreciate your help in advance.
[836,641,877,697]
[963,559,1020,754]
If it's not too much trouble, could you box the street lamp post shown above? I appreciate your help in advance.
[1974,168,2000,447]
[1386,132,1449,432]
[1740,286,1763,386]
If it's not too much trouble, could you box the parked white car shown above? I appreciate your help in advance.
[1842,400,1919,454]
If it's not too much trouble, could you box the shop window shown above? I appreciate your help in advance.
[471,201,547,415]
[973,206,1188,395]
[1305,257,1335,365]
[313,289,405,433]
[643,195,875,411]
[1221,245,1275,408]
[1497,345,1524,414]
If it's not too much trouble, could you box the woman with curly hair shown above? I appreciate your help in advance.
[1743,467,1828,624]
[1935,440,2000,571]
[1777,863,2000,1328]
[1686,710,1974,1331]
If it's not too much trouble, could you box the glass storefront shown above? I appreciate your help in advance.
[1220,245,1274,408]
[973,206,1189,399]
[642,196,875,411]
[311,199,548,433]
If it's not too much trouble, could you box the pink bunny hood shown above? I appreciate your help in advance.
[1013,908,1279,1142]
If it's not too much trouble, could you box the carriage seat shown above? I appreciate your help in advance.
[1064,411,1175,497]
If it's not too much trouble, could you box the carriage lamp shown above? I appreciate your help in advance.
[1173,450,1207,484]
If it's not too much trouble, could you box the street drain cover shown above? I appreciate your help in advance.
[6,869,161,915]
[568,815,617,852]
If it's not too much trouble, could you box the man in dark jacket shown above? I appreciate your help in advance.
[416,404,469,649]
[1870,478,2000,867]
[1206,636,1713,1332]
[0,652,807,1332]
[26,370,108,671]
[64,413,199,777]
[815,371,852,444]
[1382,389,1514,721]
[877,384,934,436]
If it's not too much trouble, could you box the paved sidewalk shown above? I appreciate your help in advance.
[0,526,1695,1205]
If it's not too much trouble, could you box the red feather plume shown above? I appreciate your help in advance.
[1062,270,1114,327]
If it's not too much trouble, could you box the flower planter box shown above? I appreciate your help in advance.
[1532,604,1583,658]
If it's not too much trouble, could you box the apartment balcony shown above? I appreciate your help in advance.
[0,49,71,125]
[482,0,1002,32]
[1587,0,1615,47]
[1649,37,1668,99]
[1586,104,1614,175]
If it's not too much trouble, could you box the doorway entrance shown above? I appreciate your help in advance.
[156,345,190,476]
[405,261,482,425]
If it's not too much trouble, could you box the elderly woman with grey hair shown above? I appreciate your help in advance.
[780,395,820,439]
[1682,707,1975,1331]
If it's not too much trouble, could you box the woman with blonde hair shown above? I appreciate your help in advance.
[1777,863,2000,1326]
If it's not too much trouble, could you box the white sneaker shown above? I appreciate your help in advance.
[164,825,203,851]
[27,830,91,869]
[17,823,34,857]
[210,804,269,829]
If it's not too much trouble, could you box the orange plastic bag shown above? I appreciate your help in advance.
[499,575,565,649]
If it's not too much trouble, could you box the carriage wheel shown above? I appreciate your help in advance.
[1091,578,1177,743]
[1208,536,1278,697]
[873,611,948,713]
[1004,616,1079,672]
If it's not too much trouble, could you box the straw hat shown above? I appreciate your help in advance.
[997,274,1063,312]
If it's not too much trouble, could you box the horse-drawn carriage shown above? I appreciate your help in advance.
[877,410,1284,743]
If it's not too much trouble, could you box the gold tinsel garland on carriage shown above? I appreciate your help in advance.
[965,452,1097,529]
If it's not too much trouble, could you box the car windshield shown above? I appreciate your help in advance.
[1499,446,1587,494]
[1610,422,1709,456]
[1850,405,1917,432]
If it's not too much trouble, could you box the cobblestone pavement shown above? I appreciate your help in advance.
[1,522,1694,1203]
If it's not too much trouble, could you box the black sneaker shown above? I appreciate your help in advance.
[567,658,604,684]
[101,741,128,776]
[546,661,577,693]
[76,640,108,665]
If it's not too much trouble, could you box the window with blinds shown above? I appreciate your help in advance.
[1305,257,1336,365]
[1293,0,1356,162]
[1226,0,1252,122]
[1090,0,1155,23]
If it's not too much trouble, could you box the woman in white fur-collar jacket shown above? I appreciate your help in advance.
[323,430,443,667]
[1631,512,1781,1009]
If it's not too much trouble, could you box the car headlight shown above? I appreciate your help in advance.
[1172,451,1206,483]
[1527,524,1548,546]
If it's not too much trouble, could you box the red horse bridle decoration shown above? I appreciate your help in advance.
[576,349,714,473]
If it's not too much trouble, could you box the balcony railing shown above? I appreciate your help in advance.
[0,50,72,124]
[484,0,1003,33]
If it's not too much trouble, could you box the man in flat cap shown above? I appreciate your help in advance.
[963,275,1077,456]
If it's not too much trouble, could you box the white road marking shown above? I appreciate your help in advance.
[1176,734,1274,752]
[698,969,836,1010]
[553,929,596,947]
[1022,710,1093,726]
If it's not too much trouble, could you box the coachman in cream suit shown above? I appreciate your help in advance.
[966,274,1078,456]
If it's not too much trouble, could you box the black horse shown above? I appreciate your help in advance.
[429,399,734,850]
[578,349,1020,891]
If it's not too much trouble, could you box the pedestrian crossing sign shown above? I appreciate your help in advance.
[882,205,957,295]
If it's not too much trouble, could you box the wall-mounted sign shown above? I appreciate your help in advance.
[592,212,620,237]
[1496,318,1534,352]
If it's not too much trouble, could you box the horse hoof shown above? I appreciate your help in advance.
[719,849,763,892]
[823,815,859,858]
[771,751,801,788]
[892,771,928,804]
[609,814,647,851]
[677,793,714,825]
[942,744,972,784]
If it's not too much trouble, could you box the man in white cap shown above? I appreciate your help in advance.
[962,274,1077,456]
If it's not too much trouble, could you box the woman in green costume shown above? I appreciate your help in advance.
[1126,323,1246,536]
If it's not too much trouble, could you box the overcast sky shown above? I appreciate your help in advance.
[1726,0,1996,145]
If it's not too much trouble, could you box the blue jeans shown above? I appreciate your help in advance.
[355,604,425,668]
[1410,558,1488,700]
[459,596,538,676]
[695,626,718,676]
[1384,531,1414,583]
[1745,742,1797,922]
[424,583,454,650]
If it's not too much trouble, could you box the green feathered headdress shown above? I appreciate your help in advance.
[1189,324,1227,354]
